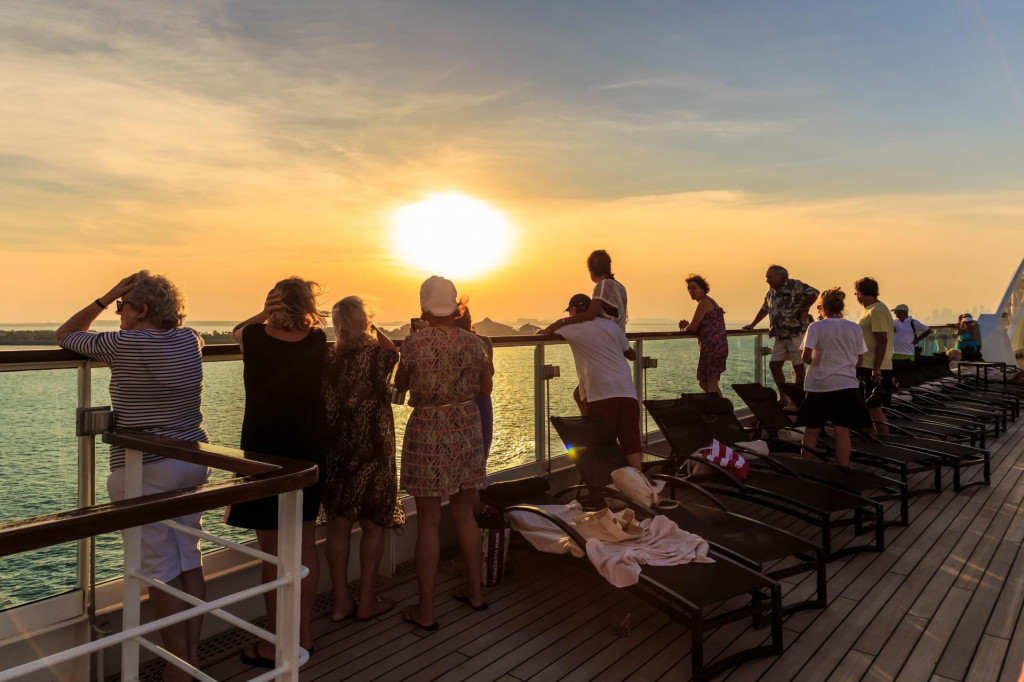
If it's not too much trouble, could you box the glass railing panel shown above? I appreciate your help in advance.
[540,343,582,458]
[640,334,762,419]
[0,368,80,609]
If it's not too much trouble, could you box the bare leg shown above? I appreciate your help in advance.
[299,521,319,650]
[325,517,356,621]
[625,452,643,470]
[149,577,190,682]
[704,374,722,397]
[793,362,806,384]
[868,407,889,435]
[573,385,588,416]
[355,520,393,619]
[769,360,789,406]
[801,427,821,462]
[449,489,485,607]
[832,426,852,467]
[248,523,318,655]
[406,496,441,627]
[178,567,205,668]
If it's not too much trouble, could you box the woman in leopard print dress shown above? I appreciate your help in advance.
[322,296,406,622]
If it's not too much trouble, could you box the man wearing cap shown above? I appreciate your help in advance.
[742,265,819,410]
[555,294,642,469]
[891,304,931,363]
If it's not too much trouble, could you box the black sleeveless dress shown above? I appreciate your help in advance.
[225,324,327,530]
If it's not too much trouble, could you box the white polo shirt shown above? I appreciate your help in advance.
[556,318,636,402]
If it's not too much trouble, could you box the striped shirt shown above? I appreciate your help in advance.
[61,328,209,470]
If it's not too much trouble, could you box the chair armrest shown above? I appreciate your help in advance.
[505,504,588,556]
[649,474,729,512]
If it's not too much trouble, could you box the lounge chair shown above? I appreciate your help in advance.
[679,389,909,527]
[643,398,885,561]
[732,383,944,507]
[549,414,827,617]
[479,476,784,681]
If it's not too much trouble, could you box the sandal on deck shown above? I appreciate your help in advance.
[452,588,488,611]
[402,608,439,631]
[240,642,275,669]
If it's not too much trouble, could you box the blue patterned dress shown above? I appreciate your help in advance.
[399,327,489,497]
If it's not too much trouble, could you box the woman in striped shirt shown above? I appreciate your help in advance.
[57,271,210,682]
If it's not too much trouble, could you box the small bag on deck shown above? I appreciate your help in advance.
[478,507,511,586]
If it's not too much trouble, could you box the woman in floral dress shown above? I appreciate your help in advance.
[322,296,406,623]
[679,274,729,395]
[396,276,492,630]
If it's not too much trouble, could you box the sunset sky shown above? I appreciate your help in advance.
[2,0,1023,326]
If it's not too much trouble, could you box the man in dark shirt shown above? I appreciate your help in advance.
[743,265,819,410]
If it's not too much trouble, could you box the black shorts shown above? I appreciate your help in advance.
[796,388,872,430]
[857,367,893,408]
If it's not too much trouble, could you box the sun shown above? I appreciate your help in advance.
[390,193,513,279]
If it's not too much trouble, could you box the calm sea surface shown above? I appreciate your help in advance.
[0,324,762,609]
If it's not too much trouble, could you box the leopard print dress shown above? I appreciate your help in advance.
[321,344,406,527]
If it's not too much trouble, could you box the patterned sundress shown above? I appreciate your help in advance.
[696,303,729,381]
[399,327,489,497]
[321,344,406,528]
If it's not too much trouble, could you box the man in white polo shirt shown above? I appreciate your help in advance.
[891,304,931,362]
[554,293,642,469]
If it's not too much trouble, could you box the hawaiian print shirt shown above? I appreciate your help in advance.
[760,278,819,340]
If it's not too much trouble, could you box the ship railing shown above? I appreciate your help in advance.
[0,429,317,682]
[0,329,768,653]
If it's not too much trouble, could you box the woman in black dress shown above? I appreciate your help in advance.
[227,277,327,668]
[322,296,406,622]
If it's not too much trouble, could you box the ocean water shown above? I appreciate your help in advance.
[0,330,763,609]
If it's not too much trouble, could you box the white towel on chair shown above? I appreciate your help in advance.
[506,502,713,587]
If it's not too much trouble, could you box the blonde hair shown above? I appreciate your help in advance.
[268,277,326,331]
[124,270,186,329]
[455,295,474,332]
[819,288,846,318]
[331,296,374,351]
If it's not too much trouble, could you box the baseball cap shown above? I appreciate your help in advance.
[565,293,591,313]
[891,304,909,313]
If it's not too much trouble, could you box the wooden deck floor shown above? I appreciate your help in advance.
[194,412,1024,682]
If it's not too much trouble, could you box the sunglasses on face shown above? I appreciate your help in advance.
[116,300,127,313]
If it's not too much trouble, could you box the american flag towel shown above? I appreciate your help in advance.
[694,440,750,480]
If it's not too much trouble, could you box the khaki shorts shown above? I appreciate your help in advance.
[770,337,804,365]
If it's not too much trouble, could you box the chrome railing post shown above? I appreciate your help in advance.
[632,339,643,403]
[754,332,765,384]
[76,361,95,597]
[121,448,144,681]
[534,344,546,465]
[276,489,304,681]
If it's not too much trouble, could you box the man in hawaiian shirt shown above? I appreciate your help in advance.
[742,265,819,410]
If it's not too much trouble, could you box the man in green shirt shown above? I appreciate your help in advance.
[854,277,894,435]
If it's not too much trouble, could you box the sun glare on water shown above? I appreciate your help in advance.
[391,193,513,279]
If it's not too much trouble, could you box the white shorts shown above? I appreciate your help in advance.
[108,458,211,583]
[770,337,804,365]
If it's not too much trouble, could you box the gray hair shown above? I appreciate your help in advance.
[767,265,788,279]
[331,296,374,351]
[124,270,186,329]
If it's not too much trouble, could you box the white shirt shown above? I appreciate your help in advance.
[592,278,628,331]
[800,318,867,392]
[556,317,636,402]
[893,317,929,356]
